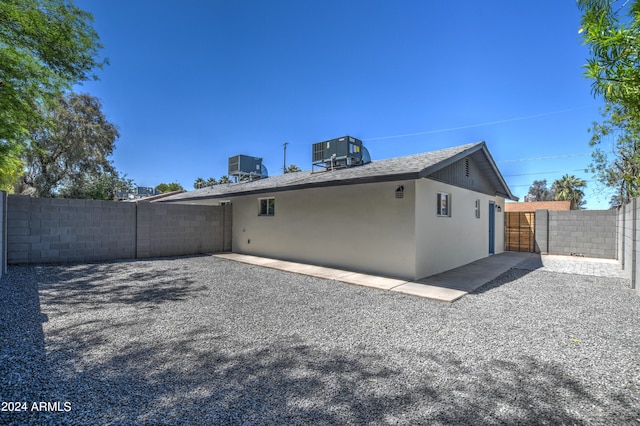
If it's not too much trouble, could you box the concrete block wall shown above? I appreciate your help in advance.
[534,209,548,254]
[136,201,231,258]
[623,202,634,278]
[6,196,231,264]
[7,195,136,264]
[1,191,6,277]
[635,199,639,293]
[536,209,617,259]
[616,198,639,292]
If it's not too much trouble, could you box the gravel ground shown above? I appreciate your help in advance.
[1,255,639,425]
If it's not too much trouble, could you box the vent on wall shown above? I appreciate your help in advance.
[464,158,470,177]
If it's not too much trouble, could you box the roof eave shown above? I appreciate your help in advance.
[416,141,518,201]
[160,171,421,202]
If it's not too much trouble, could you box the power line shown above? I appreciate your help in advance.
[509,180,597,188]
[497,153,590,163]
[363,106,593,142]
[283,106,595,146]
[503,168,586,177]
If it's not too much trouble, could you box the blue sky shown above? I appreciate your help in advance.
[74,0,609,208]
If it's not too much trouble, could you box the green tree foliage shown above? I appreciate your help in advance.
[155,182,184,193]
[22,92,119,197]
[0,0,105,185]
[551,174,587,209]
[578,0,640,203]
[194,177,206,189]
[218,175,232,184]
[587,103,640,203]
[59,170,133,200]
[206,177,217,187]
[578,0,640,106]
[284,164,302,173]
[525,179,554,201]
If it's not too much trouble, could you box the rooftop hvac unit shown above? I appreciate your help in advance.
[312,135,371,170]
[228,155,268,181]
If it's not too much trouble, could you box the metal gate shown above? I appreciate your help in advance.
[505,212,535,252]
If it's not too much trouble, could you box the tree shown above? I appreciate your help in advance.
[551,174,587,209]
[0,0,105,185]
[609,193,623,208]
[206,177,217,187]
[155,182,184,193]
[578,0,640,204]
[587,103,640,204]
[284,164,302,173]
[525,179,554,202]
[59,170,133,200]
[578,0,640,108]
[194,177,206,189]
[21,92,119,197]
[218,175,232,184]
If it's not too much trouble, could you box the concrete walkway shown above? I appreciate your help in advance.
[214,252,540,302]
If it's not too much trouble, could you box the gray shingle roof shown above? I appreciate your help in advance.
[159,141,517,202]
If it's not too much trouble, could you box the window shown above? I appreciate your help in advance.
[437,193,451,217]
[259,197,275,216]
[475,199,480,218]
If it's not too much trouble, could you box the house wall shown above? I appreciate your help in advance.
[231,180,417,280]
[6,195,231,263]
[415,179,505,279]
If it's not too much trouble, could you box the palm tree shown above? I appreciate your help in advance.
[285,164,302,173]
[206,177,217,187]
[552,174,587,209]
[218,175,232,184]
[193,177,206,189]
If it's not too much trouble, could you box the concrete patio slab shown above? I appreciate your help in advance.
[390,282,467,302]
[213,252,540,302]
[338,273,409,291]
[415,252,537,294]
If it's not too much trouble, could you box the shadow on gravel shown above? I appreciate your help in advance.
[35,261,208,308]
[470,267,533,295]
[29,329,619,425]
[0,268,63,425]
[2,258,637,424]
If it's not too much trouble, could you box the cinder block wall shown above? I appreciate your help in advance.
[623,202,634,277]
[6,195,231,264]
[543,209,617,259]
[1,191,6,277]
[7,195,136,264]
[635,199,640,293]
[136,202,231,258]
[534,209,548,254]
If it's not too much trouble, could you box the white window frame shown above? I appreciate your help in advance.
[258,197,275,216]
[437,192,451,217]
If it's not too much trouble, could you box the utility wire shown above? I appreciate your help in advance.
[363,106,593,142]
[497,153,590,163]
[503,168,585,177]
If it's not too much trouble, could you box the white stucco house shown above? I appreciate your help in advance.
[160,141,518,281]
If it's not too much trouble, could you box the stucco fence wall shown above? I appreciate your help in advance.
[5,195,231,264]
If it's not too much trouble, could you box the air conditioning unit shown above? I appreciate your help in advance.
[228,155,268,181]
[312,136,371,170]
